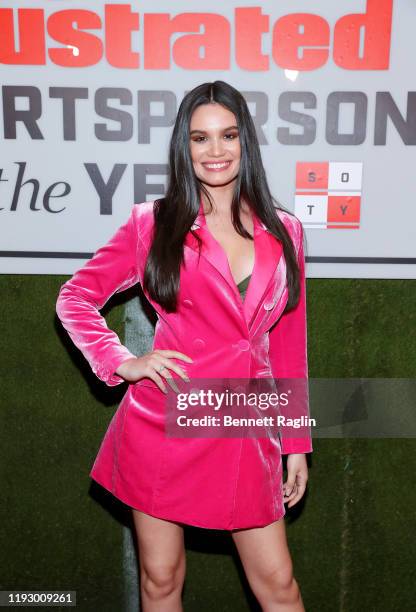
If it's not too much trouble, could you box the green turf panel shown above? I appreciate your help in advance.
[1,276,415,611]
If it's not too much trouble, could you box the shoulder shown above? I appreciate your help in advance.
[274,206,303,252]
[130,200,156,244]
[132,200,155,222]
[275,206,301,234]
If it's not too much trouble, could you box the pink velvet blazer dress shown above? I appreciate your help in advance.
[55,199,313,530]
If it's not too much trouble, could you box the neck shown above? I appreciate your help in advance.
[201,186,249,217]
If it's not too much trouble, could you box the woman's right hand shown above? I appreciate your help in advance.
[115,349,193,394]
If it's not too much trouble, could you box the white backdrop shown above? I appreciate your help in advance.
[0,0,414,278]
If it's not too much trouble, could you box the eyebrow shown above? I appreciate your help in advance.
[190,125,239,135]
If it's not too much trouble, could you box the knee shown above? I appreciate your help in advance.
[257,562,302,607]
[141,559,185,602]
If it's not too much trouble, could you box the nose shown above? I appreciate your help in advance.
[207,137,226,157]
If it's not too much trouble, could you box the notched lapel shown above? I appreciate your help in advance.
[243,220,283,328]
[184,201,284,330]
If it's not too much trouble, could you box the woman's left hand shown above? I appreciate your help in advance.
[283,453,309,508]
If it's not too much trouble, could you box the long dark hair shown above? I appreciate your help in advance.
[143,80,301,313]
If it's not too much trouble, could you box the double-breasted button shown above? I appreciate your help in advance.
[183,299,193,308]
[193,338,206,352]
[237,339,250,351]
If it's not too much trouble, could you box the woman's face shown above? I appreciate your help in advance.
[189,103,241,189]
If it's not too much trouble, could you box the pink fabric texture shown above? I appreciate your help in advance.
[56,200,313,530]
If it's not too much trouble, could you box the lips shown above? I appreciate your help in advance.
[202,160,232,171]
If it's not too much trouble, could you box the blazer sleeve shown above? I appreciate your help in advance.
[55,206,141,387]
[268,219,313,455]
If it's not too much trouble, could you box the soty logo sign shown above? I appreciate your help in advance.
[0,0,392,70]
[295,162,363,230]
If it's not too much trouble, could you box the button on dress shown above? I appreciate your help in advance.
[55,200,313,530]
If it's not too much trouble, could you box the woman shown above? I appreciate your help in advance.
[56,80,313,611]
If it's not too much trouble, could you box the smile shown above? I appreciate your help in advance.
[202,161,232,171]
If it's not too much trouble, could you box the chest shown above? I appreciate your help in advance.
[204,218,255,286]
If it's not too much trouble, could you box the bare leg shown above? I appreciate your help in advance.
[231,516,305,612]
[132,508,186,612]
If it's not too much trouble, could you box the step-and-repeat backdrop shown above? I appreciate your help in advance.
[0,0,414,278]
